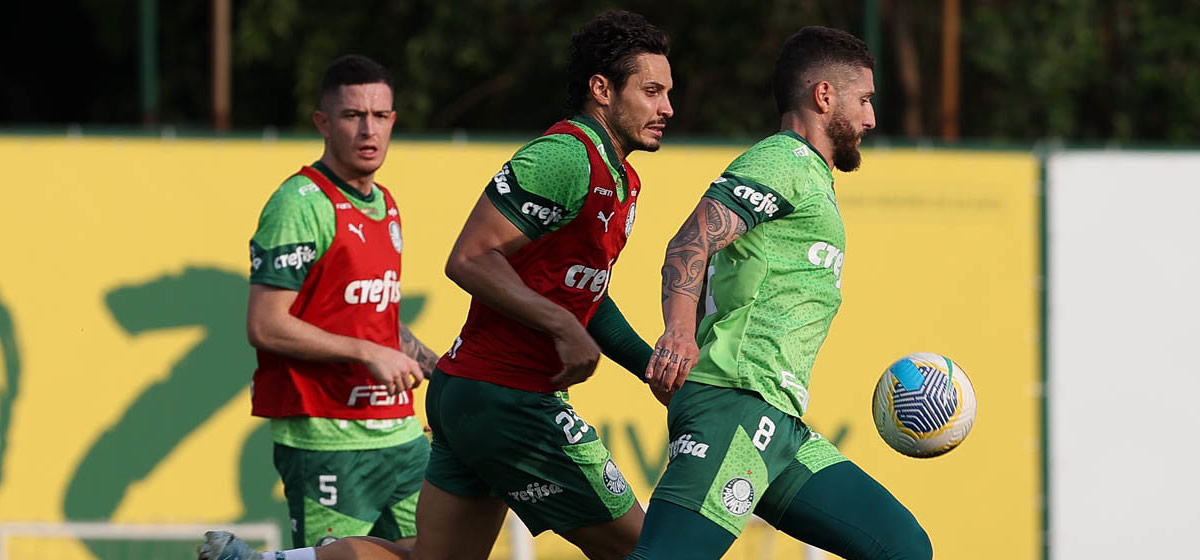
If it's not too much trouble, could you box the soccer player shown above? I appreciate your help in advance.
[242,54,437,554]
[200,11,672,560]
[412,10,672,560]
[630,27,934,559]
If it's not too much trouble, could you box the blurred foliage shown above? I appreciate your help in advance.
[1,0,1197,141]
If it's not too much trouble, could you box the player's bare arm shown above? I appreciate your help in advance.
[445,194,601,389]
[398,322,439,376]
[247,284,423,395]
[646,198,747,392]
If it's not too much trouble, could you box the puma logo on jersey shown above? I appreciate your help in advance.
[733,185,781,217]
[346,384,411,407]
[344,269,401,312]
[668,433,710,460]
[564,260,612,302]
[348,223,366,243]
[509,482,563,504]
[807,242,845,288]
[521,201,564,226]
[596,210,615,232]
[493,164,513,194]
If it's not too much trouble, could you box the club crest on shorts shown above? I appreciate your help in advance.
[388,221,403,253]
[315,535,340,547]
[721,477,754,516]
[601,459,628,495]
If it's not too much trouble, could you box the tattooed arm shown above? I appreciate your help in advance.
[399,322,440,377]
[645,198,747,392]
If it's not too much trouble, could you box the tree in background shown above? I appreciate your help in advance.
[1,0,1197,141]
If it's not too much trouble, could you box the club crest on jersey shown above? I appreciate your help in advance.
[389,221,403,253]
[624,203,636,237]
[602,459,628,495]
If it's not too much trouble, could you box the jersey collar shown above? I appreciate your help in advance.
[312,161,377,203]
[570,114,628,182]
[780,130,831,174]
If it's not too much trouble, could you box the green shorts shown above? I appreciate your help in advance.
[424,369,636,535]
[651,381,847,536]
[273,435,429,547]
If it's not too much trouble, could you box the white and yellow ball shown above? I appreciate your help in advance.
[872,352,977,458]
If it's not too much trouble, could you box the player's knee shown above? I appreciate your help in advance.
[885,520,932,560]
[851,513,931,560]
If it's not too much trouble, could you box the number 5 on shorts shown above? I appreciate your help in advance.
[752,416,775,451]
[318,474,338,506]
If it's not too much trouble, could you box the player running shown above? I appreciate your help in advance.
[630,27,933,560]
[413,10,672,560]
[242,54,436,556]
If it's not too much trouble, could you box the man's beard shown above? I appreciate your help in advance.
[828,109,863,172]
[613,104,662,154]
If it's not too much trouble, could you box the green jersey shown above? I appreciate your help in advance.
[484,114,630,239]
[250,161,421,451]
[690,131,844,418]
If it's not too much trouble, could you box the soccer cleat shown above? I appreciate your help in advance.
[197,530,258,560]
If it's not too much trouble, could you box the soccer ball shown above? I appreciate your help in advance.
[872,352,976,458]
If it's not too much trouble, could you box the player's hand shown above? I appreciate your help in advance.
[650,383,674,407]
[362,343,425,395]
[645,329,699,393]
[549,321,601,390]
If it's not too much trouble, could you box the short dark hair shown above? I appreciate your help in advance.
[566,11,670,113]
[319,54,392,105]
[773,27,875,114]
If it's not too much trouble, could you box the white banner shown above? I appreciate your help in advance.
[1048,151,1200,559]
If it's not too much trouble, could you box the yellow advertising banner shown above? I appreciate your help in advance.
[0,136,1038,559]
